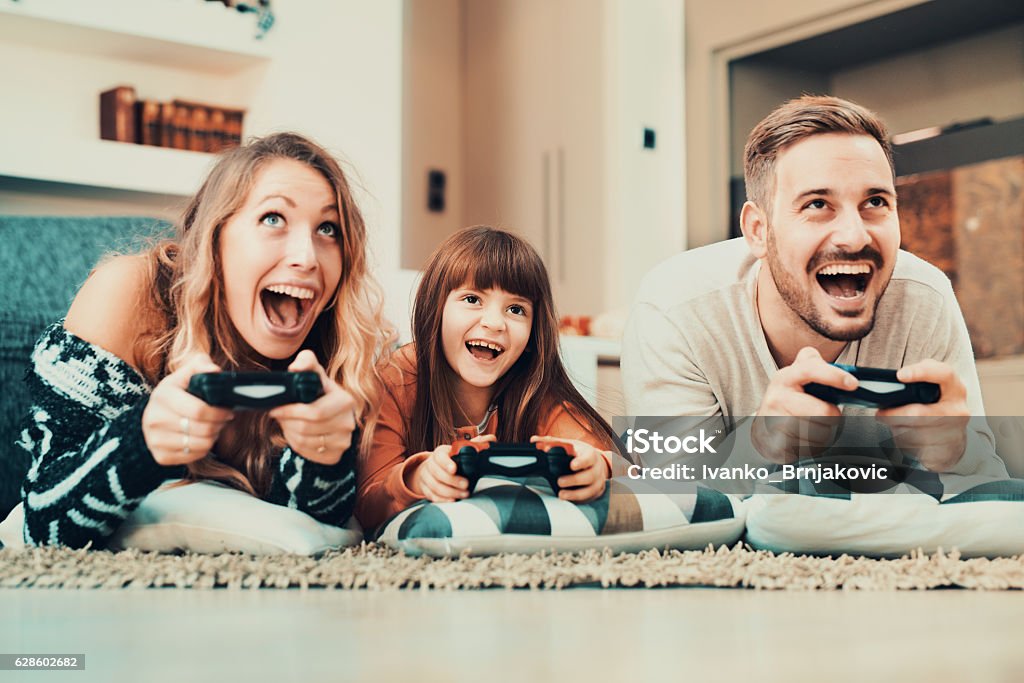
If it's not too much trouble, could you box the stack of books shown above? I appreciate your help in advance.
[100,86,245,153]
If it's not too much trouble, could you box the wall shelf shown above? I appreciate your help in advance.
[0,134,213,197]
[0,0,271,73]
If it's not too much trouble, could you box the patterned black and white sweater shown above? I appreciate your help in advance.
[17,322,357,548]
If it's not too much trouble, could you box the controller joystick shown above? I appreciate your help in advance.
[451,440,576,495]
[187,371,322,410]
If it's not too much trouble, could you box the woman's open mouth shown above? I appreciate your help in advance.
[815,263,873,304]
[259,284,317,335]
[465,339,505,362]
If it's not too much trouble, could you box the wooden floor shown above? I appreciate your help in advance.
[4,588,1022,683]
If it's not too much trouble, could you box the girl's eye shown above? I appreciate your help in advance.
[318,222,339,238]
[462,294,480,305]
[508,304,527,316]
[260,212,284,228]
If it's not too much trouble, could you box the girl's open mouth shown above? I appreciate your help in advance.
[465,339,505,361]
[815,263,873,302]
[260,284,316,334]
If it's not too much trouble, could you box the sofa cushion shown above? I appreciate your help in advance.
[376,475,745,557]
[0,215,172,518]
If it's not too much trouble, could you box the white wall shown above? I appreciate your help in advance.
[0,0,415,338]
[603,0,686,312]
[400,0,464,271]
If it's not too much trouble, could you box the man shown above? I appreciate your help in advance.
[622,95,1006,477]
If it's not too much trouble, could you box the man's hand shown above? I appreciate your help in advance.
[269,350,358,465]
[752,347,852,463]
[875,359,969,472]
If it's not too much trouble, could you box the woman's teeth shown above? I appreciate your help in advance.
[261,287,312,329]
[265,284,315,300]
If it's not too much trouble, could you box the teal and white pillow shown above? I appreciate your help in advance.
[376,475,745,557]
[744,475,1024,558]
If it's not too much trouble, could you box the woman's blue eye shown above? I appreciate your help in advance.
[260,212,284,227]
[318,222,339,237]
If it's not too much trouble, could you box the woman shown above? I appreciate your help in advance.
[19,132,393,548]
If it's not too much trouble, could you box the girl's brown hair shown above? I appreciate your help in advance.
[133,132,393,495]
[407,226,618,452]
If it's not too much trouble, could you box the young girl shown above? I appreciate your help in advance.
[18,132,392,548]
[356,226,620,532]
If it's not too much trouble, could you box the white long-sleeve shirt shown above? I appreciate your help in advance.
[621,238,1007,478]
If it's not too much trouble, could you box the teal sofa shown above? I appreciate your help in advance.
[0,216,171,518]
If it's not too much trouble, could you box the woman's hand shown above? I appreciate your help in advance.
[142,354,235,466]
[531,436,610,503]
[409,434,495,502]
[269,350,357,465]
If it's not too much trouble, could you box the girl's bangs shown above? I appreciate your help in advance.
[444,233,545,302]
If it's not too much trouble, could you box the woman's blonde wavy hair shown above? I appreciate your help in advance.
[134,132,394,495]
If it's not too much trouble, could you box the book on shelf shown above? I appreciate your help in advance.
[223,108,245,148]
[99,86,137,144]
[159,102,176,148]
[171,102,192,151]
[174,99,246,152]
[135,100,161,146]
[99,86,246,153]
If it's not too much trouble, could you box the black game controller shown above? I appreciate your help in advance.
[451,440,576,494]
[187,372,323,409]
[804,364,940,409]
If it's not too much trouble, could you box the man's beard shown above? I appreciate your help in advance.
[765,225,886,342]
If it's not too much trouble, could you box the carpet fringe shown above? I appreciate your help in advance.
[1,543,1021,590]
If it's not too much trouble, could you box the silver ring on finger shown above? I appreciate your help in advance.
[180,416,191,455]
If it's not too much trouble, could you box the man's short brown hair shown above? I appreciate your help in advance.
[743,95,894,215]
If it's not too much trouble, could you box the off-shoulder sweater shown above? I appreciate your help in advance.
[17,322,358,548]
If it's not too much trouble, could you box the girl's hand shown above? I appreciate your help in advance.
[269,350,358,465]
[142,354,235,466]
[531,436,610,503]
[410,435,494,502]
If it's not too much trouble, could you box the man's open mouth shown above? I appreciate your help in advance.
[815,263,873,300]
[466,339,505,361]
[260,284,316,332]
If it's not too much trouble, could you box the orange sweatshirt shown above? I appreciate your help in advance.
[355,344,616,532]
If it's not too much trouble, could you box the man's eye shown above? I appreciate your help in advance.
[805,199,827,210]
[260,212,284,227]
[865,196,889,209]
[318,222,339,237]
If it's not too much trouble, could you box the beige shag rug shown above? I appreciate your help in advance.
[1,544,1021,591]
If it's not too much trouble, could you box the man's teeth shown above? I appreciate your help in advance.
[265,284,315,300]
[467,340,504,353]
[818,264,871,276]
